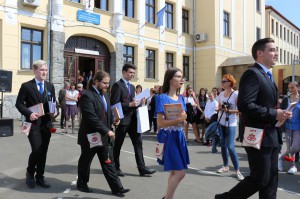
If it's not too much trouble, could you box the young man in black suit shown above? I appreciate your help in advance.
[215,38,292,199]
[15,60,56,189]
[110,63,156,177]
[77,70,130,197]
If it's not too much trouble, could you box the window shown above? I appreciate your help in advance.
[287,52,289,64]
[287,30,289,42]
[146,49,155,79]
[224,12,230,36]
[145,0,155,23]
[166,53,173,69]
[256,27,261,40]
[123,45,134,64]
[291,32,293,44]
[256,0,260,12]
[284,27,286,40]
[123,0,134,18]
[182,9,189,33]
[280,25,282,38]
[165,3,173,29]
[21,27,43,69]
[294,34,296,46]
[284,50,286,64]
[280,49,282,63]
[271,19,274,34]
[276,22,278,36]
[71,0,80,3]
[183,56,189,81]
[297,36,299,47]
[95,0,108,11]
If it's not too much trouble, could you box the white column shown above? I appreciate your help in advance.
[158,0,166,51]
[112,0,124,43]
[138,0,146,35]
[52,0,65,32]
[219,0,223,46]
[231,0,235,50]
[113,0,122,13]
[177,0,182,44]
[261,0,265,38]
[254,0,256,41]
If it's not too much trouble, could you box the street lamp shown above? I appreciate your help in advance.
[292,59,300,81]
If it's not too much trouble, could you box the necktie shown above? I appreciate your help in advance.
[38,82,43,94]
[266,71,274,82]
[127,82,131,96]
[100,94,107,112]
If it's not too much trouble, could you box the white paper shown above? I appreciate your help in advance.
[134,88,150,104]
[275,102,297,127]
[48,97,56,114]
[21,122,32,136]
[111,102,124,119]
[137,106,150,133]
[87,132,103,148]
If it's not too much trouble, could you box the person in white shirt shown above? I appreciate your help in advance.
[65,82,79,133]
[204,92,218,125]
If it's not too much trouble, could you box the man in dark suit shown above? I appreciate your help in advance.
[110,63,156,177]
[77,70,130,197]
[215,38,291,199]
[15,60,56,189]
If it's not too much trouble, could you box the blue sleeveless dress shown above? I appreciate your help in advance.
[156,94,190,171]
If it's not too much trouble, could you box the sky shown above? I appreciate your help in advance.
[266,0,300,29]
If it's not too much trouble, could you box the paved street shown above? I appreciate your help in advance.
[0,119,300,199]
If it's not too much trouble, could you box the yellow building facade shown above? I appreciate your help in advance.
[0,0,288,118]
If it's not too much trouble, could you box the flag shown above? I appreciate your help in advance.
[156,6,166,28]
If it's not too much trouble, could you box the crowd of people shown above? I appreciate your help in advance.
[15,37,300,199]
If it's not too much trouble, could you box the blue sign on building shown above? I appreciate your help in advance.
[77,10,100,25]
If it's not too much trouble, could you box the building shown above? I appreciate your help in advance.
[0,0,267,118]
[265,5,300,95]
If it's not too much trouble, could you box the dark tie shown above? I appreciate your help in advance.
[38,82,43,94]
[100,94,107,112]
[127,82,131,96]
[267,71,274,83]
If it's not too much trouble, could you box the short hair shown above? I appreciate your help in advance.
[33,60,47,70]
[223,74,236,87]
[93,70,110,83]
[122,63,136,72]
[64,81,70,87]
[136,85,142,90]
[288,81,299,87]
[77,83,83,88]
[251,38,275,60]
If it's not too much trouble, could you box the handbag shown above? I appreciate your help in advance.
[155,142,165,164]
[87,132,103,148]
[242,126,264,149]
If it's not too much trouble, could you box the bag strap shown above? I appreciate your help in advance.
[218,91,234,124]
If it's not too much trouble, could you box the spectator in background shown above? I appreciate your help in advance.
[136,85,142,95]
[77,83,84,125]
[147,88,156,133]
[65,82,78,134]
[151,86,162,133]
[58,81,70,129]
[198,88,208,142]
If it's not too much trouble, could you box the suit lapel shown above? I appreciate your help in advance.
[255,64,277,103]
[31,79,42,102]
[91,86,107,113]
[120,79,132,99]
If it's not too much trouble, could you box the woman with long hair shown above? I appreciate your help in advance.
[184,86,202,143]
[198,88,208,142]
[216,74,244,181]
[156,68,189,199]
[65,82,79,134]
[278,81,300,174]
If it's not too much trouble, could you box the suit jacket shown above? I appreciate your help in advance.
[15,78,56,128]
[78,86,113,148]
[110,79,136,126]
[237,63,280,147]
[58,88,66,108]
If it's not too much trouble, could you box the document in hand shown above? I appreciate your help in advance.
[48,98,56,114]
[137,106,150,133]
[27,103,45,116]
[275,102,297,127]
[111,102,124,119]
[134,88,150,104]
[112,107,120,120]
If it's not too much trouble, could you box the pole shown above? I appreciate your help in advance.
[292,60,295,82]
[192,0,196,89]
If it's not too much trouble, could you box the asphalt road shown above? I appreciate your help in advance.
[0,119,299,199]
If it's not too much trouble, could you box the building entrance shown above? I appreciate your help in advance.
[63,36,111,85]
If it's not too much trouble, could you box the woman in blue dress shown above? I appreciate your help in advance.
[156,68,190,199]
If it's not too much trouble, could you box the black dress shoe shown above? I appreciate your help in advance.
[116,169,125,177]
[112,188,130,197]
[36,177,51,188]
[215,193,228,199]
[139,168,156,176]
[26,172,35,188]
[77,183,92,193]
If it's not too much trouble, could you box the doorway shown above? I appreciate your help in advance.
[78,56,95,78]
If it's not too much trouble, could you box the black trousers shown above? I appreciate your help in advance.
[113,120,146,172]
[77,145,123,192]
[27,126,51,178]
[60,107,65,128]
[221,147,278,199]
